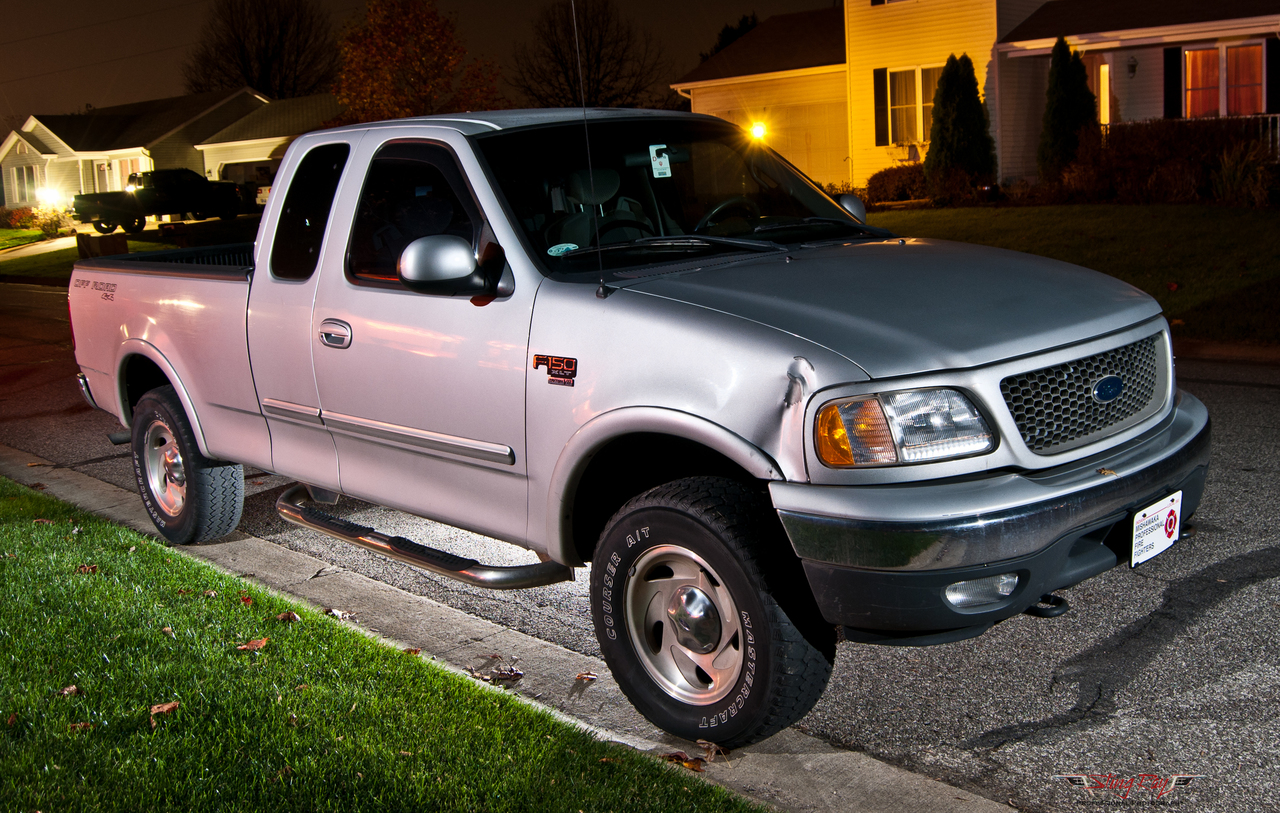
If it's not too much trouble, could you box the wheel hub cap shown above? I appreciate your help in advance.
[667,585,721,654]
[143,419,187,517]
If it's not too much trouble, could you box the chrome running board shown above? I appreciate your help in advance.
[275,484,573,590]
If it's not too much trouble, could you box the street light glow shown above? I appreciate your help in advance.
[750,122,767,140]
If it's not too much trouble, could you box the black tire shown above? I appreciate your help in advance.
[130,385,244,544]
[591,477,835,747]
[94,221,117,234]
[122,217,145,235]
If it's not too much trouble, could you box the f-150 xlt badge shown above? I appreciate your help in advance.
[533,355,577,387]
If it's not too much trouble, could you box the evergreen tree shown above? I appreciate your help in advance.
[924,53,996,185]
[1037,36,1097,181]
[701,14,758,62]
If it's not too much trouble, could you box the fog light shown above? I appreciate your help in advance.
[944,573,1018,608]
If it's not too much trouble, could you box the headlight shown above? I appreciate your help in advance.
[815,389,993,467]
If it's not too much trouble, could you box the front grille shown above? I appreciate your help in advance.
[1000,336,1161,454]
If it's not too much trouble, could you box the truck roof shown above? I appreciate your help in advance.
[318,108,709,138]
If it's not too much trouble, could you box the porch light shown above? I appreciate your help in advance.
[750,121,767,140]
[1127,57,1138,79]
[35,188,61,207]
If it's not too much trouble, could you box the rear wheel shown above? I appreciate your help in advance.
[131,385,244,544]
[122,217,145,235]
[591,477,835,747]
[93,221,117,234]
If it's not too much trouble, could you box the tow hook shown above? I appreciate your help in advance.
[1024,593,1070,618]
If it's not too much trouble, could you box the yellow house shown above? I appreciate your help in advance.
[674,1,1280,187]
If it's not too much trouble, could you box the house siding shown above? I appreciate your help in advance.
[996,52,1050,181]
[689,69,850,186]
[846,0,999,186]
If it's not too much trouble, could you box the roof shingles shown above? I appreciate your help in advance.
[674,7,845,86]
[1002,0,1280,43]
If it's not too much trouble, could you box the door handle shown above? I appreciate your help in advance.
[318,318,352,349]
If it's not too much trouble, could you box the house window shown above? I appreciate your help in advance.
[1185,49,1219,118]
[878,65,946,146]
[12,166,37,204]
[1227,44,1263,115]
[1184,43,1265,117]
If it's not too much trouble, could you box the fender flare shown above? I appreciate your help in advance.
[545,406,784,565]
[115,339,213,458]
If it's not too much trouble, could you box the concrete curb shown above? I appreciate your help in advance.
[0,442,1013,813]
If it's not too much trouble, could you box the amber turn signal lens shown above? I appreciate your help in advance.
[815,397,897,467]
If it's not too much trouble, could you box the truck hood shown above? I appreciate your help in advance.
[625,238,1162,379]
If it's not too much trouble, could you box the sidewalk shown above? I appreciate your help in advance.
[0,441,1012,813]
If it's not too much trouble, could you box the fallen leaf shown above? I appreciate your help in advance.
[34,518,54,525]
[575,671,598,682]
[177,589,192,595]
[30,483,46,491]
[1096,468,1118,477]
[161,627,175,638]
[1170,318,1186,326]
[68,722,92,732]
[58,685,83,696]
[697,739,730,763]
[6,712,14,726]
[663,751,706,772]
[324,608,353,620]
[295,684,309,691]
[250,480,264,485]
[399,750,413,756]
[71,527,82,535]
[1166,282,1179,292]
[276,611,301,623]
[356,772,363,779]
[203,590,216,597]
[76,564,98,574]
[599,757,618,763]
[287,714,298,727]
[128,546,137,553]
[26,462,49,467]
[240,596,253,607]
[403,647,421,655]
[151,701,180,716]
[236,637,269,651]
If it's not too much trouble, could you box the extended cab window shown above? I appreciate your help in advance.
[270,142,350,280]
[347,141,479,284]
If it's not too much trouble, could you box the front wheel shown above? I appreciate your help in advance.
[93,221,117,234]
[122,216,145,235]
[131,385,244,544]
[591,477,834,747]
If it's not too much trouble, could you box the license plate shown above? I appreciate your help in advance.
[1131,491,1182,567]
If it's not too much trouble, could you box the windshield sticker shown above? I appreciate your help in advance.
[547,243,578,256]
[649,144,671,179]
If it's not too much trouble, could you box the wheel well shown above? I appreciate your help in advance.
[570,433,763,563]
[121,355,171,422]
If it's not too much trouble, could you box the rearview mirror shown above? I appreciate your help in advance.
[398,234,490,296]
[838,194,867,225]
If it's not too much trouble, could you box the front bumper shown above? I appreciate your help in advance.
[771,391,1211,642]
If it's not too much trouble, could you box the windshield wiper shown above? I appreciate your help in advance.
[751,217,895,239]
[561,234,785,258]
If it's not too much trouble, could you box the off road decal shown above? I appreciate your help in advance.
[533,354,576,386]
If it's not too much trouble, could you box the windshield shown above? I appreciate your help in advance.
[474,117,878,276]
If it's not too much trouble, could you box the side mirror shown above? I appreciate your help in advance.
[398,234,493,296]
[838,194,867,225]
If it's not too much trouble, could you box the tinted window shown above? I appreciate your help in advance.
[270,143,350,280]
[346,142,478,284]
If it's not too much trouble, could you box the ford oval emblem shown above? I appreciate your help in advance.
[1092,375,1125,404]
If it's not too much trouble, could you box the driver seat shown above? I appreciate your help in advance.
[546,170,650,247]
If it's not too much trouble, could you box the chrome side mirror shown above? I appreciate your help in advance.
[398,234,491,296]
[838,194,867,225]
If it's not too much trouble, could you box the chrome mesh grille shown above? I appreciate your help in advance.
[1000,336,1160,454]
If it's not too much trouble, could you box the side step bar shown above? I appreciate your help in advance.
[275,484,573,590]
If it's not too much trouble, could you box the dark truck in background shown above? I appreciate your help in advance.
[73,169,243,234]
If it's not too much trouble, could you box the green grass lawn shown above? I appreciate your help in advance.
[0,478,758,813]
[869,204,1280,344]
[0,230,44,252]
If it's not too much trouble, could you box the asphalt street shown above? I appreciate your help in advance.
[2,281,1277,812]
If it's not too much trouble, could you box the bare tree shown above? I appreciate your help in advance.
[510,0,670,108]
[182,0,340,99]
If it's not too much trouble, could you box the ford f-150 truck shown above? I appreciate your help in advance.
[68,109,1210,747]
[73,168,242,234]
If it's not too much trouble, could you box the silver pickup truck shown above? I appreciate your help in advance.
[68,109,1211,747]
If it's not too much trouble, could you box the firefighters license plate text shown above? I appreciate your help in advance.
[1132,491,1182,567]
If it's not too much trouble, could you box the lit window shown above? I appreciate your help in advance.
[889,70,917,143]
[1227,44,1263,116]
[1185,49,1219,118]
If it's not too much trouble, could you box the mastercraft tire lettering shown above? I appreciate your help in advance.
[590,477,834,747]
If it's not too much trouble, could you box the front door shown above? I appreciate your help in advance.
[310,136,534,544]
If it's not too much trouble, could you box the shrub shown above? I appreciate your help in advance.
[1,207,36,229]
[1038,37,1097,182]
[1211,141,1272,207]
[865,163,927,204]
[924,53,996,194]
[34,207,73,238]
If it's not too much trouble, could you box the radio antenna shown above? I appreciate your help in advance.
[567,0,610,297]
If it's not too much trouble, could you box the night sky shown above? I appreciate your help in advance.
[2,0,829,129]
